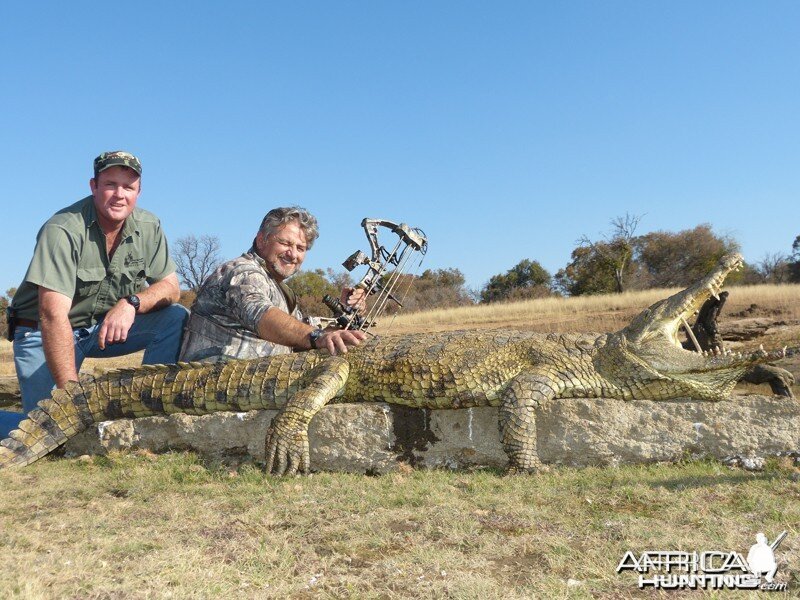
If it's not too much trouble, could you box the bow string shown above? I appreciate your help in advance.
[322,218,428,333]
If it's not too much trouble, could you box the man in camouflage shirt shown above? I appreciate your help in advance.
[1,151,188,438]
[179,206,365,362]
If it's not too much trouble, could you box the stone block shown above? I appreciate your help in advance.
[63,395,800,472]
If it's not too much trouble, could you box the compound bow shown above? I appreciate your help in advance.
[322,218,428,333]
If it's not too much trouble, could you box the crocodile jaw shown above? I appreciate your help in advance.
[623,253,742,349]
[612,253,769,398]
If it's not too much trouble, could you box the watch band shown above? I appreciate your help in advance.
[308,328,324,349]
[125,294,141,312]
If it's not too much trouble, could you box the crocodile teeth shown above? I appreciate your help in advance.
[759,344,764,351]
[707,284,719,300]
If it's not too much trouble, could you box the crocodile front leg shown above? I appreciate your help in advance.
[499,370,562,474]
[265,356,350,476]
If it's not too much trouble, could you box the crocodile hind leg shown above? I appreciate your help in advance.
[498,371,560,474]
[265,355,350,476]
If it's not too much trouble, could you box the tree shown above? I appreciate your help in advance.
[173,234,223,291]
[286,266,474,321]
[0,288,17,339]
[286,269,343,316]
[635,224,740,288]
[361,268,474,316]
[576,213,643,293]
[789,235,800,283]
[556,220,742,296]
[752,252,790,284]
[480,259,552,303]
[397,268,475,311]
[554,244,622,296]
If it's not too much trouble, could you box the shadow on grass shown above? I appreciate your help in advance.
[648,472,776,490]
[645,461,791,490]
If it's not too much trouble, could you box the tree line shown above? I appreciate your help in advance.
[3,221,798,339]
[553,218,800,296]
[2,221,798,340]
[168,222,800,317]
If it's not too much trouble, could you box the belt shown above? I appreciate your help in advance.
[15,318,39,330]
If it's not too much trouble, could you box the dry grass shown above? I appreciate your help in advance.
[379,283,800,335]
[1,453,798,598]
[0,340,13,377]
[0,339,142,378]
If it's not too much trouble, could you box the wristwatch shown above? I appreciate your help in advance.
[125,294,141,312]
[308,328,325,349]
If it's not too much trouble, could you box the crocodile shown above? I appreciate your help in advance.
[0,253,790,474]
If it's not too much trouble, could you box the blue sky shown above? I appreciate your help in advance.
[1,2,798,294]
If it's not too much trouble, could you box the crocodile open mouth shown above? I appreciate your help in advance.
[667,253,743,356]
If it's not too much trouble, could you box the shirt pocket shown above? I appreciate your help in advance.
[76,266,107,298]
[121,265,147,294]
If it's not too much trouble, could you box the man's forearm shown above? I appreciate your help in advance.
[136,273,180,313]
[255,306,366,355]
[40,314,79,388]
[257,308,315,349]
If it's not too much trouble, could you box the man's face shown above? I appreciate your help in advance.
[255,220,308,281]
[90,166,141,228]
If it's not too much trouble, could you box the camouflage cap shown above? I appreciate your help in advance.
[93,151,142,177]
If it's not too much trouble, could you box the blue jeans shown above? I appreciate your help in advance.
[0,304,189,438]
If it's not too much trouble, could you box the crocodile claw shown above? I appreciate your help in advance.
[264,415,311,476]
[505,463,550,476]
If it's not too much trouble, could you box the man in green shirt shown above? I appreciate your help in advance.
[0,151,188,437]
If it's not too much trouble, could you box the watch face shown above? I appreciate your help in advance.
[309,329,324,348]
[127,295,141,310]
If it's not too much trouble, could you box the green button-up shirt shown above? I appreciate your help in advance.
[12,196,176,329]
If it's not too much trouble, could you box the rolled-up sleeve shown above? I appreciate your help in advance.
[224,267,275,333]
[24,225,79,297]
[146,220,177,283]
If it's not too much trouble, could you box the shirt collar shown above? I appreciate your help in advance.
[247,245,269,271]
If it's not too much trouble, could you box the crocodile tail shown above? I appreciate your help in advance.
[0,380,97,469]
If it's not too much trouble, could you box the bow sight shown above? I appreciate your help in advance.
[323,218,428,333]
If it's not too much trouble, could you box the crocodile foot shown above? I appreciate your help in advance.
[264,413,310,476]
[505,462,550,476]
[742,365,796,399]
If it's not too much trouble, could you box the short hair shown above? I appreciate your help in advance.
[258,206,319,248]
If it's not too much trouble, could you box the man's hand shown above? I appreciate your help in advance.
[96,273,180,349]
[341,287,367,314]
[318,328,367,355]
[97,299,136,349]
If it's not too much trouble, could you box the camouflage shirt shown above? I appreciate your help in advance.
[179,248,318,362]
